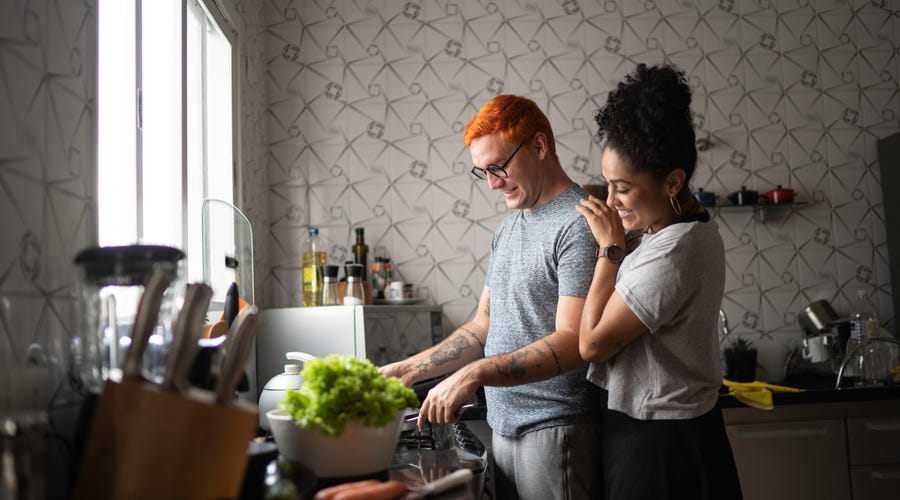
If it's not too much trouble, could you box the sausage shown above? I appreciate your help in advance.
[313,479,380,500]
[332,480,406,500]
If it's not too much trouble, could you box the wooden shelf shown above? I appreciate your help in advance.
[709,201,808,222]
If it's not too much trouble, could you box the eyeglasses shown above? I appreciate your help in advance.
[470,139,527,180]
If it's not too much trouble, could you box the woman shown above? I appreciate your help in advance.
[575,64,742,499]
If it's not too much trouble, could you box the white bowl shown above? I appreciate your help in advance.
[266,409,403,478]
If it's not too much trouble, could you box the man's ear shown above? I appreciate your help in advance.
[532,132,549,160]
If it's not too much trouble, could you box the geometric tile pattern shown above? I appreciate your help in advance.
[0,1,96,495]
[0,0,97,409]
[2,0,898,409]
[262,0,898,374]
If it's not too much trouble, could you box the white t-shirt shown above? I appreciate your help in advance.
[587,218,725,420]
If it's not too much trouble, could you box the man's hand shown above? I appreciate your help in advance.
[378,361,418,387]
[416,366,479,431]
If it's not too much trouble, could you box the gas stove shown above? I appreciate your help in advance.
[390,421,491,499]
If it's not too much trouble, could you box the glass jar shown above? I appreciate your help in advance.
[73,245,185,393]
[343,264,365,305]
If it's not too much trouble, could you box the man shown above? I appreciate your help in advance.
[380,95,604,499]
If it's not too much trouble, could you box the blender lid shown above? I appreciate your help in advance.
[74,245,185,285]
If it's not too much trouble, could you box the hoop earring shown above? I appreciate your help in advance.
[669,195,683,216]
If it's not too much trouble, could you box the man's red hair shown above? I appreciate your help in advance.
[463,95,558,162]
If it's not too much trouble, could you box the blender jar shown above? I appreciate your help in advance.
[73,245,185,393]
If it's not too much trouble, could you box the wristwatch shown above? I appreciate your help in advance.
[595,244,625,264]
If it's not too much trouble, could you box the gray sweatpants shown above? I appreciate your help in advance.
[491,421,602,500]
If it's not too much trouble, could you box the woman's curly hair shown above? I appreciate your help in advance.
[594,64,696,183]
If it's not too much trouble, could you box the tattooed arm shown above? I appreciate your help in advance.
[379,286,491,387]
[415,294,590,426]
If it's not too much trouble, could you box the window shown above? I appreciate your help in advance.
[97,0,236,287]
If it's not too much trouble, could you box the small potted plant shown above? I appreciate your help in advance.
[724,336,757,382]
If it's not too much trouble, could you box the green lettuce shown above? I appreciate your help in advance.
[278,354,418,437]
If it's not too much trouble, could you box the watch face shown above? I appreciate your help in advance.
[606,245,625,263]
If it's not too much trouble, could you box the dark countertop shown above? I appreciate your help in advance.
[719,374,900,409]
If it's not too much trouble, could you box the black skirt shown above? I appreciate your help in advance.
[601,404,743,500]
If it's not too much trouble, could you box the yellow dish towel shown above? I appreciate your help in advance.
[722,379,804,410]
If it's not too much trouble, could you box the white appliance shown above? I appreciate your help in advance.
[254,304,443,401]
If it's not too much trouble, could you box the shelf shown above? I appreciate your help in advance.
[709,201,808,222]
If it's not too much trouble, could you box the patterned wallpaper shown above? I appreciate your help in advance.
[262,0,899,379]
[0,0,96,405]
[1,0,898,414]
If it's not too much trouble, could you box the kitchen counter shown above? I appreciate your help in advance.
[719,375,900,411]
[720,376,900,500]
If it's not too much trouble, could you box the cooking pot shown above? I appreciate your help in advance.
[763,185,796,204]
[258,352,316,430]
[798,299,840,336]
[727,186,758,206]
[694,188,717,207]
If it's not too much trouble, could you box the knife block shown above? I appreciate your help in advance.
[73,378,257,500]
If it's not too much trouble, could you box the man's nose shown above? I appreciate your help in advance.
[487,172,504,190]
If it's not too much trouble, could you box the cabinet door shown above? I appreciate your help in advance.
[850,465,900,500]
[726,419,850,500]
[847,416,900,466]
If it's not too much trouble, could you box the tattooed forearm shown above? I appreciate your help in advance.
[414,360,432,374]
[430,334,471,366]
[483,297,490,317]
[461,326,485,352]
[492,351,529,379]
[540,338,562,374]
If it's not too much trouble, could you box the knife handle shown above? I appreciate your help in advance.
[122,271,172,380]
[222,282,239,327]
[162,283,213,391]
[216,306,260,404]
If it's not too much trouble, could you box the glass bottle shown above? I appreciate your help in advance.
[301,228,326,307]
[845,289,879,379]
[384,260,393,290]
[263,460,299,500]
[320,264,340,306]
[857,327,894,387]
[343,263,365,305]
[352,227,369,281]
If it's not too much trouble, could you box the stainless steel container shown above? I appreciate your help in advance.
[798,300,840,336]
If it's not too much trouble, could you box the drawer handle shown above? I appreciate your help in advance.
[871,471,900,480]
[734,428,827,440]
[865,421,900,432]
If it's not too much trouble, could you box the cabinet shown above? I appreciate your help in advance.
[724,399,900,500]
[726,419,849,500]
[846,416,900,500]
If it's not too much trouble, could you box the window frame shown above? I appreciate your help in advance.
[96,0,241,285]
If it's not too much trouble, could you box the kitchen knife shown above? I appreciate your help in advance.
[121,271,172,380]
[161,283,213,392]
[215,306,260,404]
[222,282,239,327]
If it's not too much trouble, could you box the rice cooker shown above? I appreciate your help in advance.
[258,352,315,430]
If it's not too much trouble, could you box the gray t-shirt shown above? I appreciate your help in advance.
[484,184,603,437]
[587,218,725,420]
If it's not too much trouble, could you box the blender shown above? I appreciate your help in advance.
[73,245,185,393]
